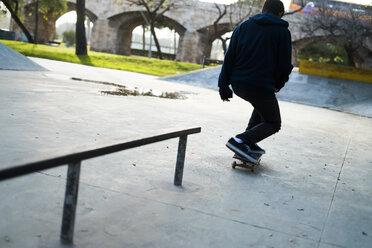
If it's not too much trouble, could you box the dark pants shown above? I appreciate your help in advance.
[232,86,281,144]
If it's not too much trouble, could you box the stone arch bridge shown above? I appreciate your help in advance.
[13,0,372,68]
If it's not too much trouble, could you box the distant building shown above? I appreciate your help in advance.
[289,0,371,15]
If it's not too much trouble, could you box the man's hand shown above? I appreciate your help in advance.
[219,86,233,101]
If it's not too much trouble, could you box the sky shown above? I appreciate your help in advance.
[200,0,372,9]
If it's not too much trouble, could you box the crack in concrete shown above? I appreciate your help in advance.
[39,171,326,245]
[316,122,355,248]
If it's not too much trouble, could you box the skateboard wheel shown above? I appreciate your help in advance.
[232,161,237,169]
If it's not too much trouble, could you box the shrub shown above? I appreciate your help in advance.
[62,30,75,46]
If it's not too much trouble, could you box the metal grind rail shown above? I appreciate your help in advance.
[0,127,201,244]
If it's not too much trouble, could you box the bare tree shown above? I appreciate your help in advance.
[141,24,146,50]
[1,0,34,43]
[2,0,67,43]
[213,0,264,54]
[213,3,228,53]
[302,2,372,67]
[75,0,87,55]
[34,0,38,42]
[126,0,174,60]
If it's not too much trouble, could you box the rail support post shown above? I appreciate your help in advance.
[174,135,187,186]
[60,161,81,244]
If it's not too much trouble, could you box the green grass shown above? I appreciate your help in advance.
[0,40,202,76]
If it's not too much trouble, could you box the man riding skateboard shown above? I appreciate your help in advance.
[218,0,293,163]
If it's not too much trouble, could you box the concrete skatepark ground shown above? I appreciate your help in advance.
[0,51,372,247]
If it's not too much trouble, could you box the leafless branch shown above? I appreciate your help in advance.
[213,3,227,26]
[301,1,372,67]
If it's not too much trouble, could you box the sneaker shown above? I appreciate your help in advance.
[226,138,259,163]
[248,143,266,155]
[235,137,266,155]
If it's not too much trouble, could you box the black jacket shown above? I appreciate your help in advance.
[218,13,293,94]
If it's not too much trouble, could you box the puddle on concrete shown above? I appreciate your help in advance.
[70,77,186,100]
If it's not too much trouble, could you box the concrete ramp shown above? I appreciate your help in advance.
[0,42,46,71]
[279,71,372,118]
[162,67,372,118]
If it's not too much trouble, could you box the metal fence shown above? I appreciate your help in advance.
[0,127,201,244]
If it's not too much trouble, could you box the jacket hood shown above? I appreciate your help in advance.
[250,13,289,27]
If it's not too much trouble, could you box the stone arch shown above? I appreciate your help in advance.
[175,23,234,64]
[293,35,372,69]
[293,36,350,66]
[108,11,186,56]
[353,46,372,70]
[197,23,234,59]
[292,36,325,66]
[12,1,98,43]
[65,1,98,23]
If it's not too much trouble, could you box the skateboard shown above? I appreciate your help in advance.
[232,153,262,172]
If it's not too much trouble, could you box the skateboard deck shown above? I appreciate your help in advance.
[232,154,261,171]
